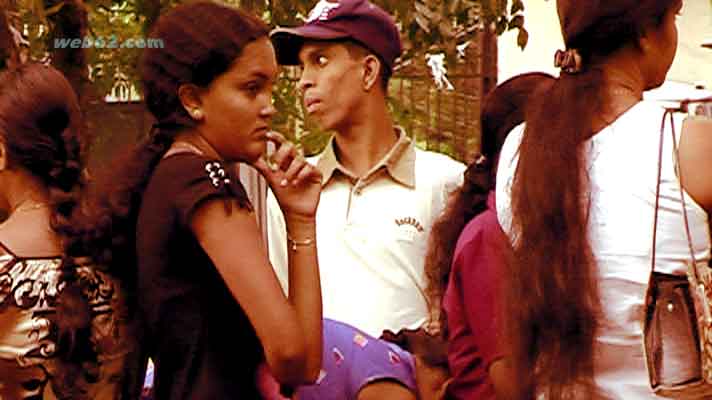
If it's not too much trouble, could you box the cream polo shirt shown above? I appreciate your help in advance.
[267,129,465,337]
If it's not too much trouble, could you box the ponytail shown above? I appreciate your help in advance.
[424,158,492,333]
[508,70,603,399]
[43,86,97,399]
[68,124,174,276]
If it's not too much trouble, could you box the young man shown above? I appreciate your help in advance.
[267,0,465,338]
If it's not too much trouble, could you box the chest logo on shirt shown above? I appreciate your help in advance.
[395,217,424,233]
[332,347,344,365]
[388,350,402,365]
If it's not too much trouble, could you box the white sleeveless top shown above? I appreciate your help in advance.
[496,101,711,399]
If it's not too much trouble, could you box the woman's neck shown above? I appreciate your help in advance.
[173,130,222,160]
[592,58,646,132]
[0,171,51,218]
[0,175,59,256]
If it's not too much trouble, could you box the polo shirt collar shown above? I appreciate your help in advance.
[316,127,416,188]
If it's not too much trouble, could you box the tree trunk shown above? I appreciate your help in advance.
[45,0,101,153]
[137,0,162,35]
[46,0,88,95]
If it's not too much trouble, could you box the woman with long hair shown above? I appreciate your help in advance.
[71,2,323,398]
[424,72,554,399]
[0,63,131,399]
[496,0,712,398]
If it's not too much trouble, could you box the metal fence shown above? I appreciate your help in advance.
[392,30,497,164]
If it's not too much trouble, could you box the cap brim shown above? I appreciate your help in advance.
[270,25,350,65]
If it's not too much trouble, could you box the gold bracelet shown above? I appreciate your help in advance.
[287,235,315,251]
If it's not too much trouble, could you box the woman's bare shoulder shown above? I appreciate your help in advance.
[0,212,62,258]
[679,117,712,213]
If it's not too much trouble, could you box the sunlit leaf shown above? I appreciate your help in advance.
[517,26,529,49]
[508,14,523,30]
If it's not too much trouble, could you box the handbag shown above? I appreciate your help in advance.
[643,105,712,398]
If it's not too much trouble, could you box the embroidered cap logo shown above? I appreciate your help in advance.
[306,0,340,23]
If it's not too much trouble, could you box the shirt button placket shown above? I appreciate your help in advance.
[346,180,363,227]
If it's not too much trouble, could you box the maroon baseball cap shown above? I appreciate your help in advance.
[270,0,402,72]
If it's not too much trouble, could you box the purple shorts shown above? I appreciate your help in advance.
[296,319,417,400]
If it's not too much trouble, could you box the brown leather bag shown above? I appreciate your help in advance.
[643,106,712,398]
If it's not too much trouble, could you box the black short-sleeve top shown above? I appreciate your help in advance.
[136,153,263,399]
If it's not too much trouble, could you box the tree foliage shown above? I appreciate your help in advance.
[3,0,526,91]
[1,0,527,157]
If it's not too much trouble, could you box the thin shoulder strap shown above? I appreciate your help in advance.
[670,108,712,324]
[651,96,712,274]
[0,239,18,258]
[669,112,700,278]
[649,108,670,276]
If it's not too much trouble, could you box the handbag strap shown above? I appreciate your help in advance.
[669,111,700,281]
[649,108,669,276]
[649,107,700,276]
[669,106,712,325]
[649,105,705,289]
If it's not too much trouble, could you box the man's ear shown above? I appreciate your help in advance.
[362,54,381,92]
[0,141,8,171]
[178,83,206,121]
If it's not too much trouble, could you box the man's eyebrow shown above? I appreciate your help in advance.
[299,44,333,62]
[298,47,318,63]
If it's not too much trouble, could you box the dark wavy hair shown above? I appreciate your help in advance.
[0,63,91,394]
[508,1,681,398]
[424,72,555,335]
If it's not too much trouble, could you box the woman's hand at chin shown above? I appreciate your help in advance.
[252,131,322,220]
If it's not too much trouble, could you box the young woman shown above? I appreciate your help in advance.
[73,2,323,398]
[0,63,132,399]
[496,0,712,398]
[424,72,555,400]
